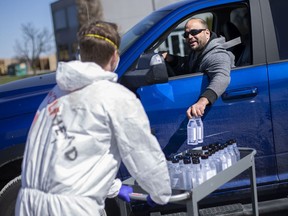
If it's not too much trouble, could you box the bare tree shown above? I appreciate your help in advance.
[14,23,53,75]
[76,0,103,29]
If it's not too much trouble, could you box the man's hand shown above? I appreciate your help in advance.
[186,97,209,118]
[161,52,174,62]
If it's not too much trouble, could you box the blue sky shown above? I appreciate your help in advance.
[0,0,55,58]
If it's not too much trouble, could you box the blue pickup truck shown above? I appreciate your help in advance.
[1,0,288,215]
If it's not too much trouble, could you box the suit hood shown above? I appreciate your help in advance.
[56,61,118,92]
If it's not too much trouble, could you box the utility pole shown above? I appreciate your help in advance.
[152,0,156,11]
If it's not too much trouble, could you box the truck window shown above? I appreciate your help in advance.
[230,7,251,66]
[150,4,252,78]
[120,11,171,54]
[269,0,288,60]
[156,13,213,57]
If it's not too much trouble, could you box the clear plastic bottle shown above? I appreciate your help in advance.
[223,143,232,167]
[202,145,209,155]
[192,157,203,187]
[226,140,237,165]
[205,152,217,177]
[212,146,223,173]
[187,117,198,145]
[208,143,217,150]
[175,154,184,165]
[200,154,215,181]
[182,158,193,190]
[169,158,181,189]
[192,152,201,159]
[177,157,188,190]
[185,152,193,158]
[195,117,204,143]
[219,144,229,171]
[166,155,173,173]
[209,149,222,174]
[228,139,241,161]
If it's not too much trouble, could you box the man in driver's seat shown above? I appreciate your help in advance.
[162,18,234,119]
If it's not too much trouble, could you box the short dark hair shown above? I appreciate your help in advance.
[186,18,209,29]
[77,20,120,67]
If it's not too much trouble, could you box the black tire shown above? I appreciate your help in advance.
[0,176,21,216]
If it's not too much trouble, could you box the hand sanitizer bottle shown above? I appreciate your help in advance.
[195,117,204,143]
[187,117,197,145]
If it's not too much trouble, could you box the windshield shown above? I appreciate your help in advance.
[119,11,170,54]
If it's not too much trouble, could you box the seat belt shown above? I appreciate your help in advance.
[222,36,241,49]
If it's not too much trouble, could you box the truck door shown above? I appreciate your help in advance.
[261,0,288,182]
[136,2,278,190]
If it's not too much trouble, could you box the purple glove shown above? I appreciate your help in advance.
[147,195,157,207]
[118,185,133,202]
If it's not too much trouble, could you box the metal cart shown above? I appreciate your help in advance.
[119,147,258,216]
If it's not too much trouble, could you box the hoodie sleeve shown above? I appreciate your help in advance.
[200,50,232,104]
[108,89,172,205]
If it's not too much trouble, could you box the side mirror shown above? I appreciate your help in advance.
[120,53,168,91]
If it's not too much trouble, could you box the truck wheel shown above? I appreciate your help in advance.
[0,176,21,216]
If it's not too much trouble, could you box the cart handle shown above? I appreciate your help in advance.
[129,191,191,202]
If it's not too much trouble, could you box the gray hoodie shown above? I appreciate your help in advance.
[171,32,235,104]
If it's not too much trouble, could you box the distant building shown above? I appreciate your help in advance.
[7,63,27,76]
[0,54,57,75]
[0,59,17,75]
[51,0,80,62]
[102,0,179,32]
[50,0,179,61]
[0,60,4,75]
[37,55,57,73]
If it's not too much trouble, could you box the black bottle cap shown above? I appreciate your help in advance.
[183,158,191,164]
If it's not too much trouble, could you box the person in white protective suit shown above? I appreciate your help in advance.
[15,20,171,216]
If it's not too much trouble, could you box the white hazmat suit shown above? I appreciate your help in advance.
[16,61,171,216]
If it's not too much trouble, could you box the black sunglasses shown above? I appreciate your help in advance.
[183,29,206,38]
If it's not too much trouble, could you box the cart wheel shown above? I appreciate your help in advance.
[0,175,21,216]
